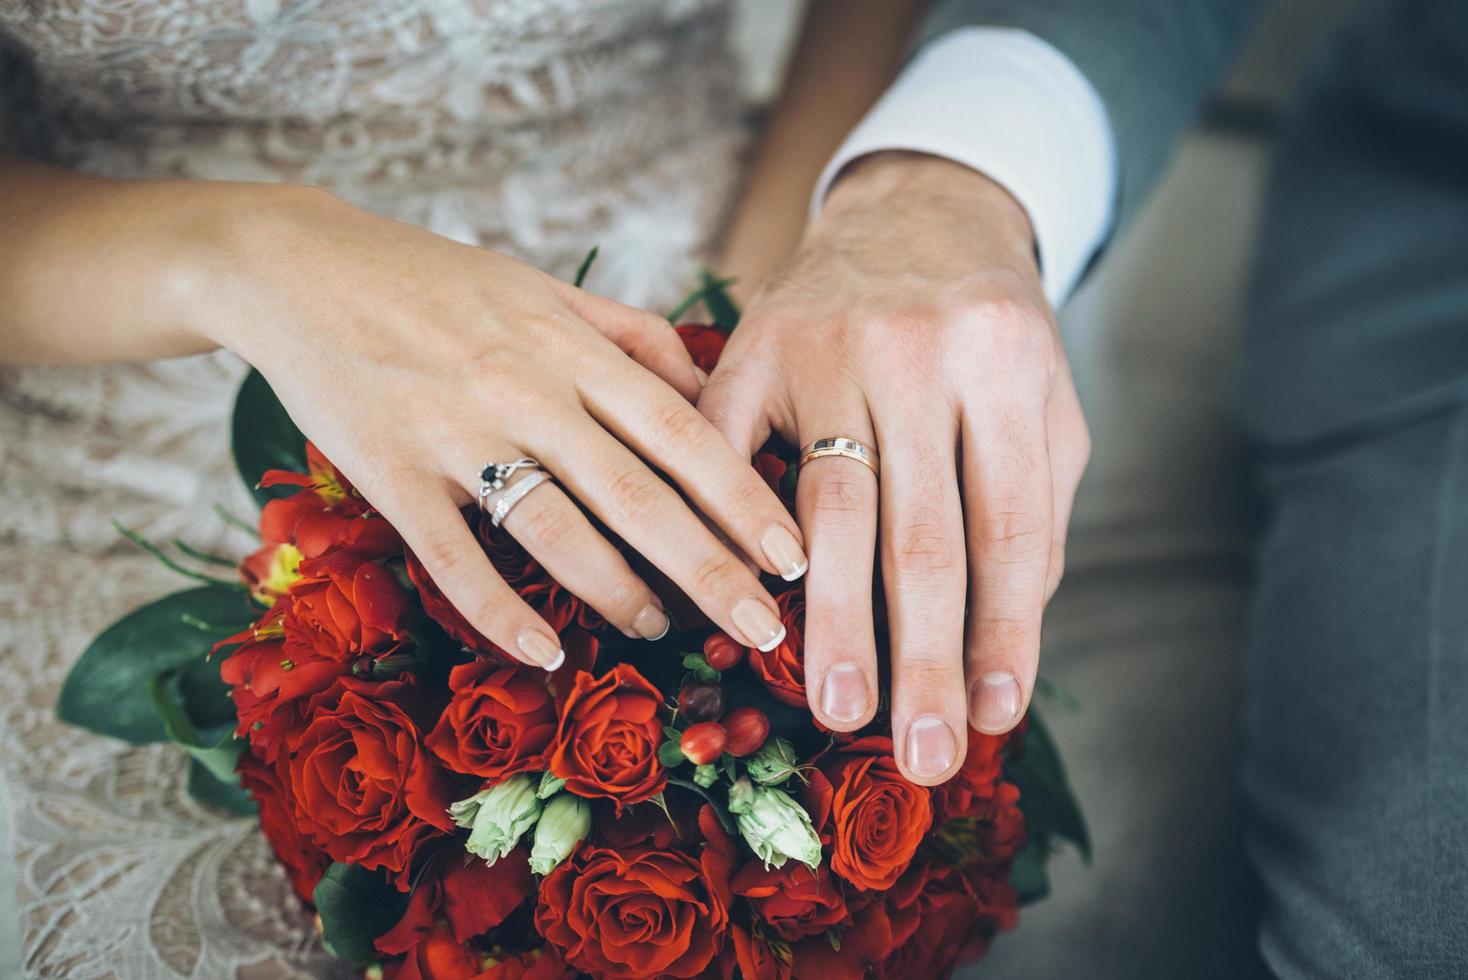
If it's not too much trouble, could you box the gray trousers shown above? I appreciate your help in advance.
[1239,3,1468,976]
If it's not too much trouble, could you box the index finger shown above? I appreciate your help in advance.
[577,345,808,582]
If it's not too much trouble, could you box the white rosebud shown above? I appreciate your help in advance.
[529,793,592,875]
[536,771,567,799]
[726,777,822,871]
[450,774,542,865]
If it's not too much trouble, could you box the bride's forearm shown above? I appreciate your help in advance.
[0,157,304,364]
[717,0,928,300]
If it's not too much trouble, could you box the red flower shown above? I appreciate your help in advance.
[747,588,806,707]
[731,861,848,941]
[805,736,933,891]
[221,608,344,762]
[426,661,558,782]
[874,862,1020,979]
[932,726,1009,823]
[284,676,454,890]
[235,751,331,903]
[475,947,575,980]
[547,664,667,811]
[675,323,727,373]
[377,847,534,956]
[255,442,400,560]
[535,843,729,979]
[281,552,412,663]
[382,921,483,980]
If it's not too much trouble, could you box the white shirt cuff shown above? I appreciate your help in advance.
[812,27,1118,307]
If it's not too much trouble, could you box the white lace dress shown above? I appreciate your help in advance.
[0,3,750,975]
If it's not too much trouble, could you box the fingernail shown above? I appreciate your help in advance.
[633,604,670,641]
[761,525,809,581]
[517,631,565,671]
[732,596,786,652]
[693,366,709,385]
[905,714,958,778]
[970,672,1021,733]
[821,664,869,723]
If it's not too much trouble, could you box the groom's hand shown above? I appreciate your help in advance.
[700,151,1089,785]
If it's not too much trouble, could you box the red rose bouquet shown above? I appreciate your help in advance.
[61,273,1087,979]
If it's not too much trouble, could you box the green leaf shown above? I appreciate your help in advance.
[666,776,736,834]
[779,459,800,500]
[149,672,244,784]
[666,274,737,325]
[572,246,599,288]
[658,740,687,767]
[699,270,740,330]
[1008,837,1053,904]
[663,725,683,740]
[187,758,257,816]
[313,863,410,965]
[58,586,257,743]
[721,753,738,782]
[1007,711,1091,861]
[232,368,307,506]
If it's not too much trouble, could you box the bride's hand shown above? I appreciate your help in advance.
[204,187,806,669]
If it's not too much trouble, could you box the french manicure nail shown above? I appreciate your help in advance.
[971,672,1021,733]
[821,663,870,723]
[693,366,710,385]
[732,596,786,652]
[633,604,671,641]
[905,714,958,778]
[517,631,565,671]
[761,525,809,581]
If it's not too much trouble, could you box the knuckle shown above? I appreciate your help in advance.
[512,499,573,551]
[809,475,872,522]
[977,507,1048,566]
[970,614,1039,659]
[689,549,744,598]
[893,518,962,577]
[649,399,709,453]
[416,530,467,582]
[604,466,665,524]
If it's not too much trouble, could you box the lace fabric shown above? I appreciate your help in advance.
[0,2,749,975]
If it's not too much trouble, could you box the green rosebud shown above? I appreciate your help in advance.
[745,737,801,786]
[450,774,542,865]
[530,793,592,875]
[726,777,822,871]
[536,771,567,800]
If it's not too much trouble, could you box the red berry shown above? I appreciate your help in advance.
[723,706,770,757]
[703,633,744,671]
[677,681,725,723]
[680,721,728,765]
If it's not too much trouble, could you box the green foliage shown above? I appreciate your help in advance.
[572,246,599,288]
[232,368,307,506]
[57,586,255,743]
[313,863,410,965]
[666,271,740,328]
[1007,711,1091,863]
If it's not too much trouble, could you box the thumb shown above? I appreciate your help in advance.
[696,354,777,461]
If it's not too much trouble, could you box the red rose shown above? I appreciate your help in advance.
[547,664,667,810]
[875,862,1019,979]
[747,588,806,707]
[404,511,601,659]
[285,676,455,889]
[731,861,849,941]
[236,751,331,903]
[382,921,484,980]
[675,323,727,373]
[476,947,575,980]
[729,924,792,980]
[806,736,933,891]
[535,843,729,979]
[282,552,412,663]
[931,726,1009,823]
[378,847,534,956]
[256,442,400,560]
[426,661,558,782]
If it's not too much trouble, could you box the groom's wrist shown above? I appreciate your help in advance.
[819,151,1040,282]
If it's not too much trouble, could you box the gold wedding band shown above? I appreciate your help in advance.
[799,437,879,476]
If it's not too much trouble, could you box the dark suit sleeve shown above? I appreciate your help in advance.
[917,0,1268,234]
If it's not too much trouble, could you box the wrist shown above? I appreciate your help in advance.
[820,151,1039,277]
